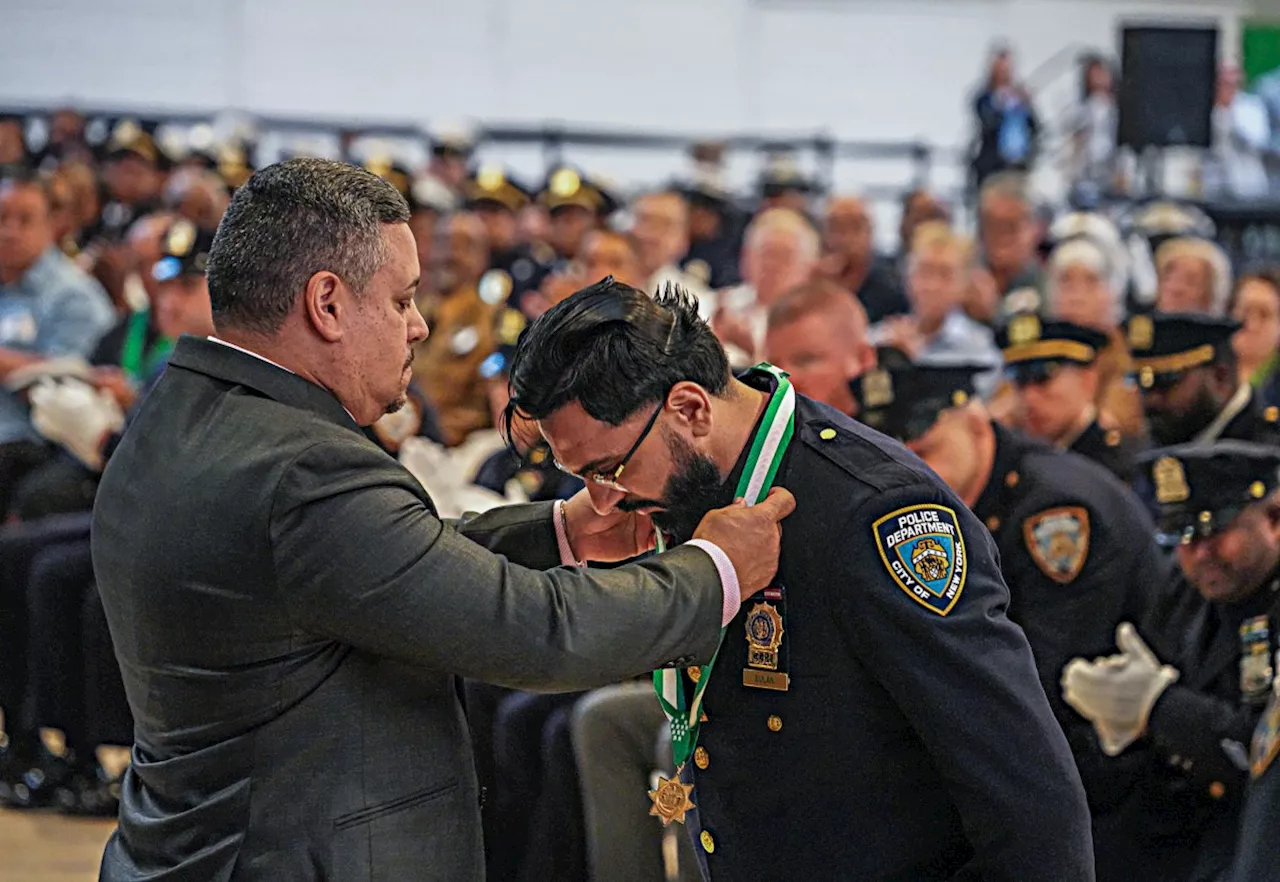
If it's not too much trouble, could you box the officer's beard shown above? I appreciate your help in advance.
[1146,385,1223,446]
[617,429,725,547]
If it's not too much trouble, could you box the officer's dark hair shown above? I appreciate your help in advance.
[503,278,730,443]
[206,157,410,335]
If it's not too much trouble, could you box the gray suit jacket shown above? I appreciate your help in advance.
[91,336,724,881]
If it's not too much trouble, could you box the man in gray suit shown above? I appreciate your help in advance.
[90,158,793,881]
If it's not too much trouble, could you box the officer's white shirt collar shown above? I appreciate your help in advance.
[1194,382,1252,444]
[207,336,358,423]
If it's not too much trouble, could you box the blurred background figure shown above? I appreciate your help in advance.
[1068,55,1119,203]
[1211,63,1271,199]
[970,46,1040,189]
[1229,267,1280,409]
[816,195,908,324]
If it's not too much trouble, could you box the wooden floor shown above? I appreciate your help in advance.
[0,809,114,881]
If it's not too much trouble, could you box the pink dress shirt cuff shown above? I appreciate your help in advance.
[685,539,741,626]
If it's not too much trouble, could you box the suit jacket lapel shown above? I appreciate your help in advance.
[166,335,362,434]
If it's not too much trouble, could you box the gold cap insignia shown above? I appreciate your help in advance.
[498,308,527,345]
[1251,481,1267,499]
[1153,456,1190,504]
[1128,314,1154,351]
[861,368,893,408]
[1008,313,1041,347]
[166,220,196,257]
[477,165,505,192]
[1139,366,1155,389]
[951,390,969,408]
[549,168,581,198]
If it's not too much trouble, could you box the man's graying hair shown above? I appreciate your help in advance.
[206,157,410,334]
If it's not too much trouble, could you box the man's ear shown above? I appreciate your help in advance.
[304,271,346,343]
[666,382,714,439]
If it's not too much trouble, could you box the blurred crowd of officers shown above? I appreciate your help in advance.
[1,107,1280,880]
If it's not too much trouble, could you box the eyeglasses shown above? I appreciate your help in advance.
[556,400,664,491]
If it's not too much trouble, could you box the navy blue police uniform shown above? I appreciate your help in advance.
[853,361,1172,881]
[1232,675,1280,882]
[1125,312,1280,447]
[678,368,1092,881]
[1121,443,1280,882]
[998,314,1147,484]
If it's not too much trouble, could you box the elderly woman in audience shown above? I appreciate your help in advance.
[711,207,819,367]
[1154,236,1232,315]
[1040,235,1146,437]
[1230,267,1280,409]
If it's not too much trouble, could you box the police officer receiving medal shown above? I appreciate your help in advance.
[1063,442,1280,882]
[506,279,1092,880]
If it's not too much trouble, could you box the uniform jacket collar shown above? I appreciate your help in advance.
[972,421,1030,526]
[166,335,361,434]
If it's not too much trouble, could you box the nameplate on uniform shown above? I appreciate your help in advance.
[742,669,790,691]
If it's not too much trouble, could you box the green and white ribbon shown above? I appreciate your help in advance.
[652,364,796,767]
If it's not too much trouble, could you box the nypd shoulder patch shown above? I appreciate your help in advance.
[1023,507,1090,584]
[873,504,967,616]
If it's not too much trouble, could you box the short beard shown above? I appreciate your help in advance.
[617,428,724,546]
[1147,384,1223,446]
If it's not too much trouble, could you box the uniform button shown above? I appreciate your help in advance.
[700,830,716,853]
[1105,429,1122,447]
[985,516,1001,531]
[819,428,837,441]
[1169,754,1183,767]
[1209,781,1226,799]
[1004,471,1020,488]
[767,715,783,732]
[688,666,702,683]
[694,746,710,769]
[700,710,709,723]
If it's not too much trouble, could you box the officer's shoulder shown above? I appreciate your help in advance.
[796,408,936,497]
[1015,444,1143,521]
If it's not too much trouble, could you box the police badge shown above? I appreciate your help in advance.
[1023,507,1091,584]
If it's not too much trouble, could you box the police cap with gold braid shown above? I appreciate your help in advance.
[851,361,986,442]
[463,166,532,213]
[152,220,215,282]
[1124,311,1239,391]
[1136,441,1280,546]
[538,167,618,217]
[997,314,1109,385]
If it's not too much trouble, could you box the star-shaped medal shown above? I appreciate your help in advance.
[647,773,696,826]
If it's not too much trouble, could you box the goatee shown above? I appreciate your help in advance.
[617,429,724,546]
[1147,386,1222,446]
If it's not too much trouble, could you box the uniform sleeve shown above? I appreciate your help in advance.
[1146,686,1262,790]
[834,483,1094,882]
[268,439,726,691]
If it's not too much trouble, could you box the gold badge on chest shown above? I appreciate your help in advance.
[743,586,789,691]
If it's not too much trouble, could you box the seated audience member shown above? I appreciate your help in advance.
[161,167,229,233]
[15,222,217,519]
[0,171,114,515]
[1127,312,1280,446]
[871,221,1001,395]
[815,196,909,324]
[1229,267,1280,409]
[1041,236,1145,438]
[998,315,1144,482]
[763,279,876,418]
[630,190,715,319]
[712,208,819,368]
[896,188,950,270]
[415,212,498,447]
[977,171,1042,301]
[1154,237,1231,315]
[677,169,741,290]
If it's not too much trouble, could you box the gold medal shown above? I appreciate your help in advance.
[647,772,696,826]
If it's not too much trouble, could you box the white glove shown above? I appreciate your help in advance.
[29,378,125,472]
[1061,622,1180,756]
